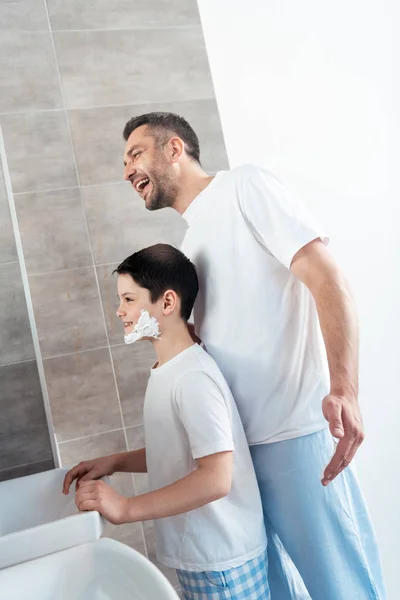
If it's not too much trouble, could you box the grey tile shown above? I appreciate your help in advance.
[0,0,49,30]
[100,467,146,553]
[43,348,123,442]
[29,267,107,357]
[103,520,147,555]
[1,111,78,194]
[48,0,200,29]
[59,429,127,466]
[69,99,228,186]
[0,459,54,483]
[0,32,62,112]
[129,427,149,499]
[0,360,53,470]
[15,188,92,274]
[0,163,17,264]
[125,425,145,451]
[0,262,35,366]
[54,28,213,109]
[111,344,154,427]
[109,472,136,497]
[83,182,186,265]
[133,472,150,496]
[144,520,180,588]
[96,263,120,345]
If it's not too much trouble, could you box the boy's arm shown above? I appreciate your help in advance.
[114,448,147,473]
[75,451,232,525]
[63,448,147,494]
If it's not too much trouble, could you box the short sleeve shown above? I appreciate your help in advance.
[174,370,234,460]
[239,167,329,269]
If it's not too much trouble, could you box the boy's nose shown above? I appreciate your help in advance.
[116,307,125,317]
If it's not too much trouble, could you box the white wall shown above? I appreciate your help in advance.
[197,1,399,597]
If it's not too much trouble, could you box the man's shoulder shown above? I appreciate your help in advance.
[224,165,280,195]
[229,163,269,178]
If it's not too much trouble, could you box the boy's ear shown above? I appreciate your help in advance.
[163,289,178,315]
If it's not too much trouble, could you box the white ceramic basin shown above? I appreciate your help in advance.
[0,467,106,569]
[0,538,180,600]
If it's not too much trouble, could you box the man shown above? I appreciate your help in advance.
[122,112,386,599]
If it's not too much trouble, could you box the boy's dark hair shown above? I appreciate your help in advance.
[114,244,198,322]
[123,112,201,164]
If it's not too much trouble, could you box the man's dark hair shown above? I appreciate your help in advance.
[123,112,201,164]
[114,244,198,322]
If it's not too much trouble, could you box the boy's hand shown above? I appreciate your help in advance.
[75,479,130,525]
[63,455,117,494]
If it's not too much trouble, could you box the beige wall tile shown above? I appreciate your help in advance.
[44,348,122,441]
[15,188,92,274]
[29,267,107,357]
[54,28,213,109]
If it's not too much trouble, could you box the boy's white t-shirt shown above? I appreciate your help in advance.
[143,343,267,572]
[180,165,330,446]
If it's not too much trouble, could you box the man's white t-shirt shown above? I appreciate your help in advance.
[180,165,330,446]
[143,343,267,571]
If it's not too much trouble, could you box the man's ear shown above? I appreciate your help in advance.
[167,137,185,163]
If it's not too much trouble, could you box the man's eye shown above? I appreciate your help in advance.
[133,152,141,159]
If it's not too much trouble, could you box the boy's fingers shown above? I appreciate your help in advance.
[81,469,98,482]
[63,464,91,494]
[63,465,81,494]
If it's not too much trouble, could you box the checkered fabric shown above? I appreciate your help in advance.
[176,550,269,599]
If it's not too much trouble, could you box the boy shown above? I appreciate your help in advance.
[63,243,268,599]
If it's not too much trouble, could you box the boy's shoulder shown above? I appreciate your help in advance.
[174,345,229,394]
[181,344,223,373]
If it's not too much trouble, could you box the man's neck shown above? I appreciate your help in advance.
[152,323,195,368]
[173,167,215,215]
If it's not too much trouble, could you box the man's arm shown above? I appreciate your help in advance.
[75,451,232,524]
[291,238,364,485]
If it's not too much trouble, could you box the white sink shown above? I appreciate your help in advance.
[0,467,106,569]
[0,538,180,600]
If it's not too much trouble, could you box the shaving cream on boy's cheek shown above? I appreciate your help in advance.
[124,309,161,344]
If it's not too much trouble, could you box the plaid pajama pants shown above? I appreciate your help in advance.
[176,550,269,599]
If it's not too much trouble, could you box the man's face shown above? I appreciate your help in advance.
[123,125,178,211]
[116,274,162,339]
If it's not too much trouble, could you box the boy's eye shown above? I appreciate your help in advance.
[125,297,133,302]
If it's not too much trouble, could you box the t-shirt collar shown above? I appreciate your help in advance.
[182,172,224,225]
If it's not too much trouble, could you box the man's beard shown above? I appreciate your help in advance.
[146,169,178,212]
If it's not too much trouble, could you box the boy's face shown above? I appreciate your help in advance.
[116,274,162,338]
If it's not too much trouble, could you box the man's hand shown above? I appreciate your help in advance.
[291,239,362,484]
[75,479,130,525]
[63,455,117,494]
[321,393,364,485]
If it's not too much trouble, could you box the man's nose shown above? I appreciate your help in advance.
[123,164,135,181]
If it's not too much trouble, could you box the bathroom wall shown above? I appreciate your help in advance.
[197,0,399,596]
[0,155,54,482]
[0,0,228,589]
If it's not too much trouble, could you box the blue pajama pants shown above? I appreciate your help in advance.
[250,427,386,600]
